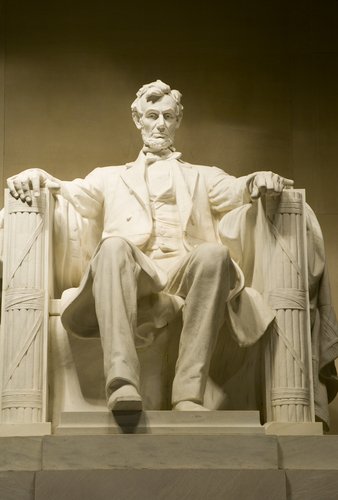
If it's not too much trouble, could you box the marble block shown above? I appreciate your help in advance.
[35,469,287,500]
[55,410,264,435]
[278,435,338,469]
[0,437,42,471]
[265,422,323,436]
[0,472,35,500]
[0,423,51,437]
[42,434,278,470]
[286,470,338,500]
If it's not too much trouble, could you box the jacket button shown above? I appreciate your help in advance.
[128,188,133,195]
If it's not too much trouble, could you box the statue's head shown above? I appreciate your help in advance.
[131,80,183,152]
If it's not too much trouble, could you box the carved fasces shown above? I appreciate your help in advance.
[0,190,51,424]
[261,190,314,422]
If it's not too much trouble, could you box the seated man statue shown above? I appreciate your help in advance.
[7,80,294,412]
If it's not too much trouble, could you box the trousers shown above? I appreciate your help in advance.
[90,237,236,405]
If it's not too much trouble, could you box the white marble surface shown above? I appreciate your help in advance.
[55,410,264,435]
[0,434,338,498]
[3,80,312,425]
[35,469,287,500]
[0,192,51,427]
[286,470,338,500]
[42,434,278,470]
[1,80,335,434]
[265,422,323,436]
[0,437,42,471]
[0,472,34,500]
[278,435,338,469]
[0,423,51,437]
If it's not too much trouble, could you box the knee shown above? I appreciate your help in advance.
[99,236,131,254]
[195,243,230,267]
[192,243,230,274]
[97,237,133,264]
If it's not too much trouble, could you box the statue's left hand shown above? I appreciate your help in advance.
[249,171,294,200]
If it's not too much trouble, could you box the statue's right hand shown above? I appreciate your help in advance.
[7,168,60,204]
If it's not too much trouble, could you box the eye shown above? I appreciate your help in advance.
[164,113,174,120]
[147,113,158,120]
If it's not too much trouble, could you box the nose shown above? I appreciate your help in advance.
[156,114,166,130]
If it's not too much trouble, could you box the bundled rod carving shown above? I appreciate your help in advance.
[0,190,51,424]
[262,190,314,422]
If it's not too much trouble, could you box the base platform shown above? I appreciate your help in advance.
[0,433,338,499]
[54,410,324,436]
[55,409,264,435]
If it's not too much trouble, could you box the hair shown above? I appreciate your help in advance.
[131,80,183,122]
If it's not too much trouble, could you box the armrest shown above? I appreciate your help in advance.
[0,188,52,431]
[218,188,315,424]
[259,189,315,424]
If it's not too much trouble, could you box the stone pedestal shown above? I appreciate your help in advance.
[55,410,265,435]
[1,433,338,500]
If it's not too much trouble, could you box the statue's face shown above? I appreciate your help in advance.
[137,94,180,151]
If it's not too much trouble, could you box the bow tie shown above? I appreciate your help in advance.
[142,147,182,166]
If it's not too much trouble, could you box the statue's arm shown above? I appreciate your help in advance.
[57,169,104,219]
[207,167,293,212]
[6,167,104,220]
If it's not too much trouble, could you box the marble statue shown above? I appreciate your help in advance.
[5,80,295,413]
[4,80,338,426]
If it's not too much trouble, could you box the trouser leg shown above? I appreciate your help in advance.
[90,237,142,397]
[169,243,236,406]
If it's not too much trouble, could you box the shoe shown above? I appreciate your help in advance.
[172,401,210,411]
[107,385,143,411]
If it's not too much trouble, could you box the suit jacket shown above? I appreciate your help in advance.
[59,152,275,347]
[59,152,253,247]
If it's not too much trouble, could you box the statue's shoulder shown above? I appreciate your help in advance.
[86,164,128,179]
[178,160,227,178]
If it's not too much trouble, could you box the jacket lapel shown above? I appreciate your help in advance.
[121,153,151,216]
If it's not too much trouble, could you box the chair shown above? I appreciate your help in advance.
[0,187,324,435]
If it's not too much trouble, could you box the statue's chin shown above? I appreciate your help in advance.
[143,138,173,153]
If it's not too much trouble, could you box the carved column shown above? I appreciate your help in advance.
[261,189,315,423]
[0,189,52,434]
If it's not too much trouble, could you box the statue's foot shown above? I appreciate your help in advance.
[107,385,143,411]
[172,401,210,411]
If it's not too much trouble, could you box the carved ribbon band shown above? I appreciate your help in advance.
[268,288,307,311]
[4,288,44,311]
[272,200,303,215]
[8,197,46,214]
[271,387,310,407]
[1,390,42,409]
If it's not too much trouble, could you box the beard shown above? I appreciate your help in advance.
[142,135,173,153]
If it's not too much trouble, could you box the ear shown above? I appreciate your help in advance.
[132,112,143,130]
